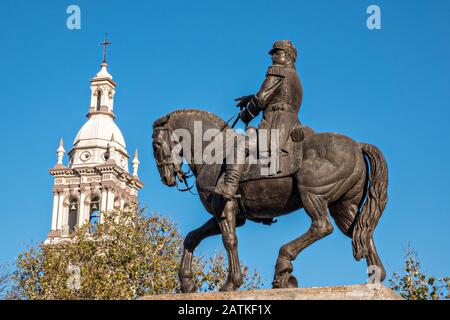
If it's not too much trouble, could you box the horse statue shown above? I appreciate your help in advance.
[152,109,388,292]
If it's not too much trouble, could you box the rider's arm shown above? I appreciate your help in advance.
[255,76,283,109]
[254,65,285,110]
[235,66,285,125]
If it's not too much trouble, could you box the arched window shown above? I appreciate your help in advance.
[89,196,100,233]
[68,197,78,234]
[96,89,102,111]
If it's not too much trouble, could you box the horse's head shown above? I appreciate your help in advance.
[152,126,179,187]
[152,109,227,189]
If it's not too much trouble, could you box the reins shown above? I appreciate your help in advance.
[155,110,243,196]
[154,125,198,195]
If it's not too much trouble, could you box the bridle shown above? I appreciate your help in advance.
[153,126,195,193]
[153,111,242,194]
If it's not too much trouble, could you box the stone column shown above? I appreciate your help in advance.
[62,196,70,236]
[51,192,59,230]
[101,187,108,211]
[100,187,108,223]
[107,189,115,211]
[78,191,86,227]
[56,192,65,230]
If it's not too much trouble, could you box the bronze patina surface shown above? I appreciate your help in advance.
[152,41,388,293]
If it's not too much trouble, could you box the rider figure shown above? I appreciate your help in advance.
[216,40,304,201]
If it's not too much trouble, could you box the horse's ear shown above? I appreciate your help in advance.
[153,114,170,128]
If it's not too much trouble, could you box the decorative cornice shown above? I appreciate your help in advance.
[86,109,116,120]
[73,167,99,175]
[90,76,116,86]
[49,167,76,177]
[50,159,143,201]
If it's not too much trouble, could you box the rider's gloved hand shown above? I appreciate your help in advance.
[234,95,255,108]
[239,99,260,124]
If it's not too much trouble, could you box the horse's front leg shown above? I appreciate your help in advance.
[217,200,243,291]
[180,217,221,293]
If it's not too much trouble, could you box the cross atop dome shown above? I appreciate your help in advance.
[100,33,112,64]
[95,34,114,80]
[88,36,117,118]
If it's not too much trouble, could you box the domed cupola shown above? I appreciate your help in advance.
[68,45,129,172]
[46,35,143,244]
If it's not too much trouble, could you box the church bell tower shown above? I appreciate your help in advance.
[45,36,144,243]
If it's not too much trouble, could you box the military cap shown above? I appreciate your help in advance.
[268,40,297,55]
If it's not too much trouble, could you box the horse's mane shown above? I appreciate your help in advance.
[153,108,316,137]
[153,109,228,129]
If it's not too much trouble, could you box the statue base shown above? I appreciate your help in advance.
[140,284,402,300]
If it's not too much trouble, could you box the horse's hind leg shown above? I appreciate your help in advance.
[179,215,246,293]
[329,190,386,283]
[273,192,333,288]
[366,238,386,282]
[328,191,362,238]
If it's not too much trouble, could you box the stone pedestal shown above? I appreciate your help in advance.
[140,284,402,300]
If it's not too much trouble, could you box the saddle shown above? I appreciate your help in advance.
[216,127,303,185]
[211,130,302,225]
[241,127,303,182]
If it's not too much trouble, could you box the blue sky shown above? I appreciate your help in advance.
[0,0,449,288]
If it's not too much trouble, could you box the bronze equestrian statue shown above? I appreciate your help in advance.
[152,40,388,293]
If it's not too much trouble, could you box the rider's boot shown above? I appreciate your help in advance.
[220,163,243,200]
[208,163,243,200]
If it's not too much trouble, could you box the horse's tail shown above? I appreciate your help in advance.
[352,143,388,261]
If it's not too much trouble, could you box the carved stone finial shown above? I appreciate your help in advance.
[105,134,116,164]
[54,138,65,168]
[132,148,140,176]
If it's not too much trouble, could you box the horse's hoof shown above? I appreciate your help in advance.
[286,275,298,288]
[272,272,298,289]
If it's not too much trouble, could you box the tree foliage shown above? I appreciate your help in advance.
[388,244,449,300]
[0,265,12,299]
[13,208,263,300]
